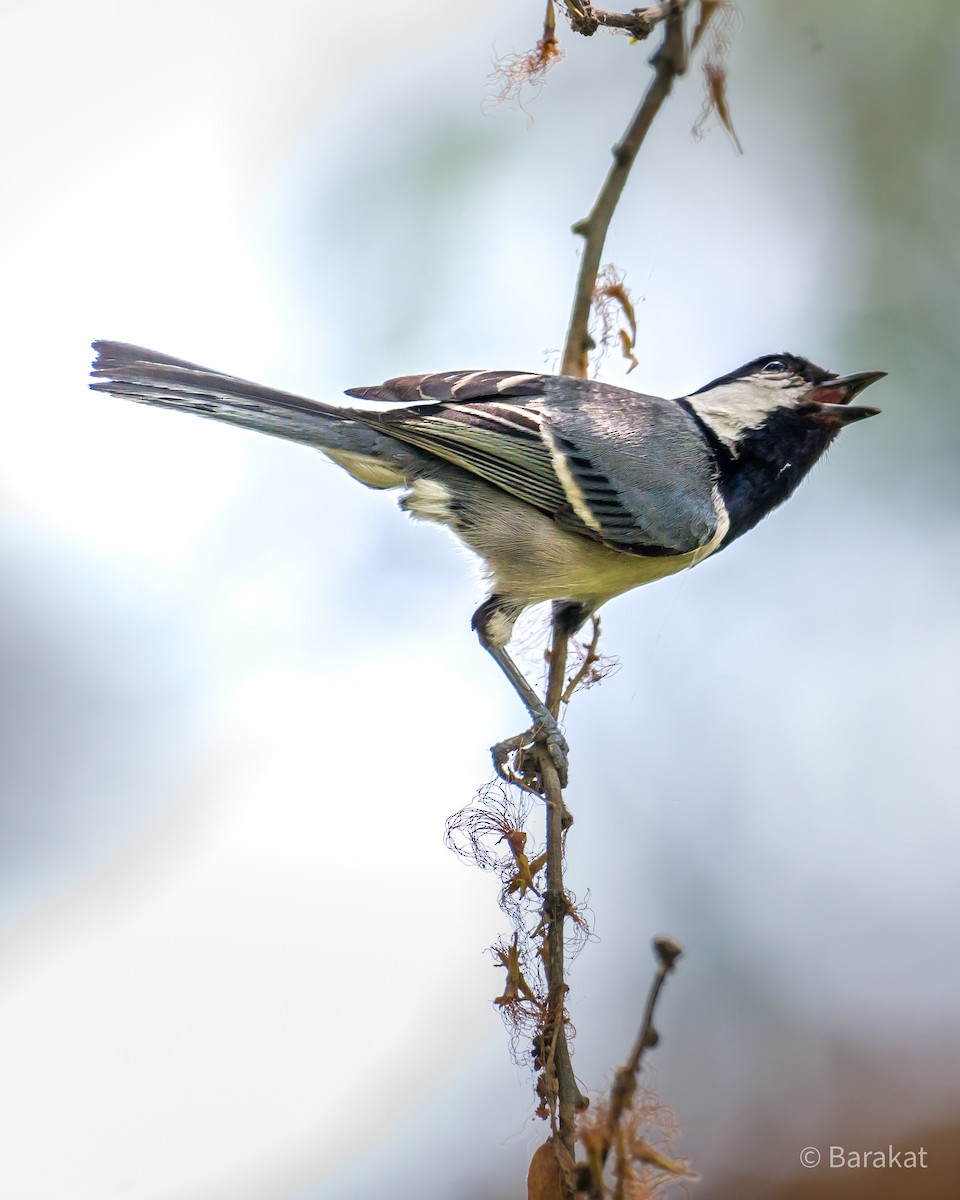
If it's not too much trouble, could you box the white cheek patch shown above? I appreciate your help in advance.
[691,378,794,453]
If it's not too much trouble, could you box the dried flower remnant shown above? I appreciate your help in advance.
[495,932,540,1008]
[691,0,743,153]
[503,827,548,899]
[491,0,564,107]
[578,1092,695,1197]
[591,266,640,374]
[445,785,539,907]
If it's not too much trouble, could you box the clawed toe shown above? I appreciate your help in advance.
[491,718,569,791]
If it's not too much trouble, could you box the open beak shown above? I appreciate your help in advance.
[811,370,886,424]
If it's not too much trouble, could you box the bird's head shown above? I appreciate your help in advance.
[686,353,884,454]
[685,353,885,543]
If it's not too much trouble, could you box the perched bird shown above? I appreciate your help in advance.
[90,343,883,781]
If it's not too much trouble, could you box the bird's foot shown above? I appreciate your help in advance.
[492,716,569,793]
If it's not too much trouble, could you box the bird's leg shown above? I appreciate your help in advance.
[551,599,591,640]
[486,642,570,787]
[473,596,569,788]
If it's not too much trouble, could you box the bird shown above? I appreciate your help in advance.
[90,342,883,783]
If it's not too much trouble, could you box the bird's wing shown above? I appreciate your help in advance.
[345,372,719,554]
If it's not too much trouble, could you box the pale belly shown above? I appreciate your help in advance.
[404,475,723,608]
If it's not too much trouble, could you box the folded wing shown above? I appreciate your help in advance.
[347,372,721,555]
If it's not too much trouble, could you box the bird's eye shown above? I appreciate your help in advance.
[762,358,788,373]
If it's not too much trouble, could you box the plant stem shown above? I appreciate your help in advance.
[561,1,689,378]
[540,617,586,1161]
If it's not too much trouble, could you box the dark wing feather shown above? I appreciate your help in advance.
[345,369,546,405]
[347,371,568,512]
[359,398,572,519]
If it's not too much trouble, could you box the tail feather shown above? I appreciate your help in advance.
[90,341,424,473]
[90,340,357,448]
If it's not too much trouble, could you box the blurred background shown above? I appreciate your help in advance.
[1,1,958,1197]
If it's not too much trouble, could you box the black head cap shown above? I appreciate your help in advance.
[689,353,837,395]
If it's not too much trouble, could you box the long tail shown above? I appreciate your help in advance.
[89,341,421,473]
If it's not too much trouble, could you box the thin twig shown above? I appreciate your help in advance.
[560,1,689,378]
[560,615,603,705]
[538,617,587,1164]
[603,936,683,1163]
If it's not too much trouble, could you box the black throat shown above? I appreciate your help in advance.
[683,404,839,546]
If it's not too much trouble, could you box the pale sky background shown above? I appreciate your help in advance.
[1,2,958,1198]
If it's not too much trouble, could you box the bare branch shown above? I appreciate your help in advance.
[605,938,684,1164]
[537,617,588,1164]
[560,615,604,704]
[560,2,671,39]
[561,1,689,378]
[478,6,731,1191]
[573,938,691,1196]
[617,936,683,1102]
